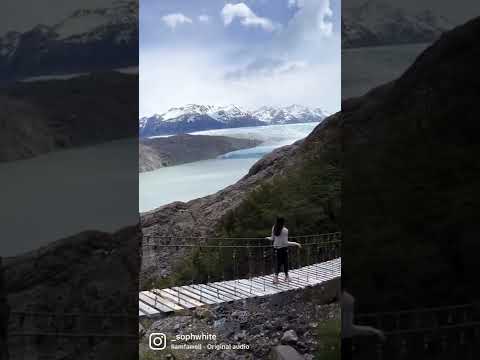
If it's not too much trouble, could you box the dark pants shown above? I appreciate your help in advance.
[342,337,352,360]
[275,247,289,276]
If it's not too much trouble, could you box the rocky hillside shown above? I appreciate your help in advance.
[341,17,480,310]
[0,71,137,162]
[139,134,260,172]
[342,0,452,48]
[0,1,137,82]
[4,226,140,360]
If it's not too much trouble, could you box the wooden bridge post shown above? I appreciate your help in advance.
[0,257,9,360]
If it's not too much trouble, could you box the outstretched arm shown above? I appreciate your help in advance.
[350,325,386,341]
[287,241,302,248]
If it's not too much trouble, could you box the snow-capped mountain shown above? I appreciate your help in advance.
[253,105,328,125]
[0,0,137,82]
[139,104,327,137]
[159,104,248,123]
[342,1,452,48]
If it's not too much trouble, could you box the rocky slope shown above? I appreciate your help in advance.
[139,281,340,360]
[0,71,138,162]
[139,143,170,171]
[0,1,137,82]
[139,134,260,172]
[341,17,480,310]
[342,0,452,48]
[139,104,327,137]
[4,226,140,360]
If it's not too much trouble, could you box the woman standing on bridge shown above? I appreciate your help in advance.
[266,217,301,284]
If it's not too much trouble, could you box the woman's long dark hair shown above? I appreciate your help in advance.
[273,217,285,237]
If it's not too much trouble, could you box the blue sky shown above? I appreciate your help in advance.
[140,0,341,116]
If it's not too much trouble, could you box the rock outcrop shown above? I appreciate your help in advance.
[139,134,261,172]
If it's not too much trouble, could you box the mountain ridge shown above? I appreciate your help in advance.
[342,0,452,48]
[139,104,328,137]
[0,0,137,82]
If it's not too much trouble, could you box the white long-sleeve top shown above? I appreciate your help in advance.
[268,227,294,249]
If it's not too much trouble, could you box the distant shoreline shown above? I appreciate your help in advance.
[139,134,261,173]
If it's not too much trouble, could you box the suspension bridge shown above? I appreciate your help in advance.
[139,232,342,317]
[4,232,480,359]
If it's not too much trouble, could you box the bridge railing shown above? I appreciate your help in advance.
[141,232,342,290]
[7,310,138,360]
[351,303,480,360]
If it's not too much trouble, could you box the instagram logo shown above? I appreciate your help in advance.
[149,333,167,350]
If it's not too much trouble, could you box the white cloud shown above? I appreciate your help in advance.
[140,49,340,117]
[225,57,308,79]
[288,0,299,8]
[198,14,210,24]
[274,60,308,74]
[140,0,340,117]
[278,0,337,51]
[221,3,277,32]
[161,13,193,30]
[317,0,333,36]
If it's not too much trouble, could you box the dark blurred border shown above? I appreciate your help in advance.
[1,1,139,359]
[342,0,480,359]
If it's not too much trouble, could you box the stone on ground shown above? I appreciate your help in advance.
[270,345,305,360]
[281,330,299,344]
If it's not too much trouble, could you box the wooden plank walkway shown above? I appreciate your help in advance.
[139,258,341,317]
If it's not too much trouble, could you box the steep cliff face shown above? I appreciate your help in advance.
[139,142,171,171]
[341,17,480,310]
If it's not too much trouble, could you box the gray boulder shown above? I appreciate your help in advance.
[281,330,299,344]
[270,345,304,360]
